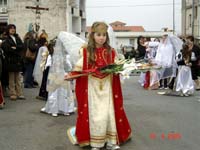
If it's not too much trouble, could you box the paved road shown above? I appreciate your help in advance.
[0,76,200,150]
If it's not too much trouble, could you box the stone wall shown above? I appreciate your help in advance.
[8,0,67,40]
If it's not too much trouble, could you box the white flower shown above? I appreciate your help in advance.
[120,70,130,80]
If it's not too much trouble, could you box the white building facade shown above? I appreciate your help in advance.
[0,0,86,39]
[114,31,173,51]
[107,21,174,51]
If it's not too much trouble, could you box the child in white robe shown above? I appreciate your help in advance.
[40,40,75,117]
[175,43,195,96]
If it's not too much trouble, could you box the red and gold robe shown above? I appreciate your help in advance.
[75,47,132,147]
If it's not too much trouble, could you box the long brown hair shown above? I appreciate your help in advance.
[87,22,111,64]
[182,43,191,62]
[48,38,56,55]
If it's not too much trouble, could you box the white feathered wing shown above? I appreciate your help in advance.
[58,31,86,66]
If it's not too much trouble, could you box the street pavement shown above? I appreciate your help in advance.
[0,76,200,150]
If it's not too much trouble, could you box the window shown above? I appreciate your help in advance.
[0,0,7,5]
[194,6,198,19]
[189,14,192,27]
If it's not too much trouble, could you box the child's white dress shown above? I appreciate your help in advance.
[41,55,75,116]
[175,52,195,95]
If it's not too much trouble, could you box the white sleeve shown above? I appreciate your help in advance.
[191,52,197,61]
[148,41,159,47]
[45,55,52,69]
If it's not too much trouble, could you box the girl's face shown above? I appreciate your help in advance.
[186,40,193,50]
[9,27,16,35]
[94,32,107,47]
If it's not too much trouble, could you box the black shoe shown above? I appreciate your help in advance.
[24,84,35,88]
[0,104,4,109]
[33,81,39,86]
[36,96,46,100]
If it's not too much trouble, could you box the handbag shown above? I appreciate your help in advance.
[25,48,36,61]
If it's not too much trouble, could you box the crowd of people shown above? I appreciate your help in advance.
[0,23,76,117]
[137,34,200,96]
[0,24,48,104]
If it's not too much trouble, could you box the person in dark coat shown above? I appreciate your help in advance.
[1,24,25,100]
[136,36,146,60]
[186,36,200,90]
[23,31,39,88]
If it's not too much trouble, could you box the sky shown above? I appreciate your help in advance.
[86,0,182,33]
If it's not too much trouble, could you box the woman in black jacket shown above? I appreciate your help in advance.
[1,24,25,100]
[136,36,146,60]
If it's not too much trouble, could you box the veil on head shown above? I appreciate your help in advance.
[154,35,183,82]
[47,31,86,92]
[168,35,183,54]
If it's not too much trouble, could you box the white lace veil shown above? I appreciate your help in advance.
[47,38,68,92]
[154,35,183,80]
[47,31,86,92]
[168,35,183,54]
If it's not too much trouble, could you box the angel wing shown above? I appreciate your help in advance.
[108,25,125,60]
[58,31,86,66]
[59,27,117,62]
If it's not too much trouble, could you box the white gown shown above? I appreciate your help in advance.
[175,52,195,95]
[175,66,194,95]
[44,86,75,115]
[42,55,75,115]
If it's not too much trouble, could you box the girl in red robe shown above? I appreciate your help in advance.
[70,22,132,150]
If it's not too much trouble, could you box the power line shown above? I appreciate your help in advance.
[87,3,181,8]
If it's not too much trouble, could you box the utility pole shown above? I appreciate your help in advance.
[173,0,175,34]
[25,0,49,33]
[198,0,199,37]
